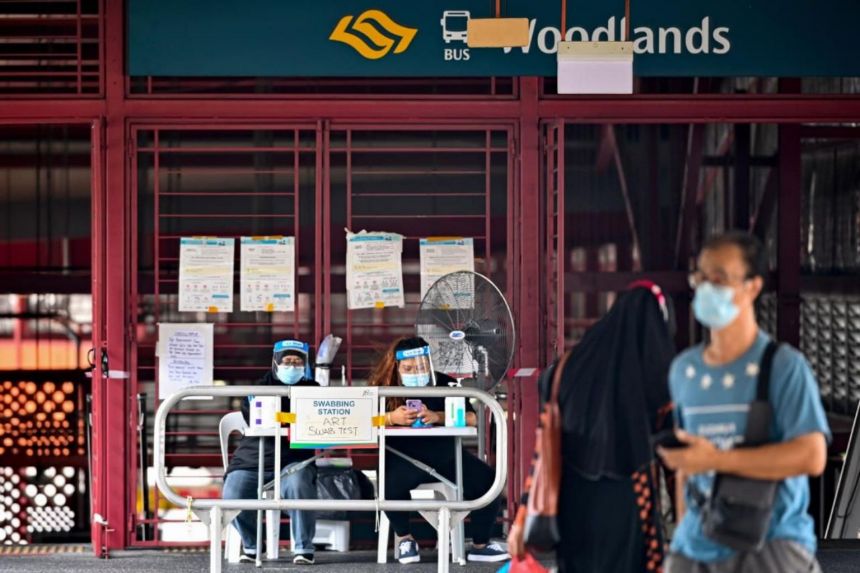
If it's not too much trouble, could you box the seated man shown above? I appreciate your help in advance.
[222,339,318,565]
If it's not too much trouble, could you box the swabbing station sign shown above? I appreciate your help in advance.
[129,1,859,77]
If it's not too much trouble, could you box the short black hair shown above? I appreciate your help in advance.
[701,231,767,279]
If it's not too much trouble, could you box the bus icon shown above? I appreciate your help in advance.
[440,10,470,44]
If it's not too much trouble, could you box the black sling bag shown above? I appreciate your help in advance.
[700,340,782,552]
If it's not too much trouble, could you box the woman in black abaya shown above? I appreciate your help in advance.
[511,282,677,573]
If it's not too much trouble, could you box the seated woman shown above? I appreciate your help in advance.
[368,336,509,565]
[222,339,318,565]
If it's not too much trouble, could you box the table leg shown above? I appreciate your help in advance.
[377,396,388,564]
[438,507,451,573]
[272,427,281,560]
[256,438,264,568]
[454,437,465,565]
[210,506,223,573]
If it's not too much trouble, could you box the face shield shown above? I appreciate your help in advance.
[395,345,436,387]
[272,340,312,384]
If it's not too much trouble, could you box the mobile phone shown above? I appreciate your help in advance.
[652,429,688,450]
[406,399,432,428]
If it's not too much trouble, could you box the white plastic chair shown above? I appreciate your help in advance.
[377,482,467,565]
[219,411,280,561]
[219,412,249,563]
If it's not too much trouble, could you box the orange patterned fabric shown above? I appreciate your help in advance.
[632,463,666,573]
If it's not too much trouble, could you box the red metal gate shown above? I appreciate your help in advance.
[127,122,516,546]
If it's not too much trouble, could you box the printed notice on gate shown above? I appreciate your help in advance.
[289,387,379,448]
[419,237,475,303]
[157,323,214,400]
[240,237,295,312]
[178,237,235,312]
[345,230,405,310]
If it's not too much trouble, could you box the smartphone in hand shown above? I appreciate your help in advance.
[406,399,431,428]
[651,429,688,450]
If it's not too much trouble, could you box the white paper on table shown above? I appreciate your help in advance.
[240,236,295,312]
[178,237,235,313]
[345,230,404,310]
[157,323,214,400]
[419,237,475,304]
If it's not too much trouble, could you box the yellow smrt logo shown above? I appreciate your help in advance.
[329,10,417,60]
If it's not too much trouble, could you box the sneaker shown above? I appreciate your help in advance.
[397,538,421,564]
[467,542,510,562]
[293,554,315,565]
[238,551,256,564]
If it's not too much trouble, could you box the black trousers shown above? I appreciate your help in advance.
[384,449,501,545]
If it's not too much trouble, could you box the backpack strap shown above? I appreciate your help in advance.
[756,340,780,403]
[550,349,574,405]
[744,340,780,445]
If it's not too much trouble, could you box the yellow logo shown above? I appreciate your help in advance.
[329,10,417,60]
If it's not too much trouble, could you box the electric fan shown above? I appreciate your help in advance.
[415,271,515,391]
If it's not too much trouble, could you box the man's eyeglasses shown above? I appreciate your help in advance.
[280,358,305,367]
[688,270,750,289]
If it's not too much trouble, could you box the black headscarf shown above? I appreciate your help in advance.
[541,285,676,480]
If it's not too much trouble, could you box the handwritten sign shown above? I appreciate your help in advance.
[289,387,378,449]
[157,323,214,400]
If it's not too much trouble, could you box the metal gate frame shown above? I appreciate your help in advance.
[124,120,519,547]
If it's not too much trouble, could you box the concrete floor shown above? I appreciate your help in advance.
[0,549,515,573]
[2,547,859,572]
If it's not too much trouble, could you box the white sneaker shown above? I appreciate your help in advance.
[293,554,315,565]
[467,542,510,562]
[397,538,421,564]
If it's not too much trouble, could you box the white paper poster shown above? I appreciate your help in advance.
[178,237,235,312]
[289,386,379,448]
[157,323,214,400]
[240,236,295,312]
[419,237,476,301]
[345,230,405,310]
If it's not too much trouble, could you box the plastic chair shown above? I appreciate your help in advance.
[377,482,467,565]
[219,412,248,563]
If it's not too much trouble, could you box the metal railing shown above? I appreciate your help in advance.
[153,385,507,573]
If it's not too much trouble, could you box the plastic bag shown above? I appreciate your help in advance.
[502,553,548,573]
[315,467,373,520]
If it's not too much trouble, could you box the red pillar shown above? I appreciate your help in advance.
[517,77,542,369]
[90,0,131,555]
[512,77,543,516]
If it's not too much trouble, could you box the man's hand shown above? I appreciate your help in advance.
[658,430,720,475]
[419,408,443,425]
[660,431,828,481]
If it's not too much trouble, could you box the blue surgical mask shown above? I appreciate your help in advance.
[276,365,304,385]
[401,372,431,387]
[692,282,739,330]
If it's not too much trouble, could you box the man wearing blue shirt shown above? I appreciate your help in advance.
[659,232,830,573]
